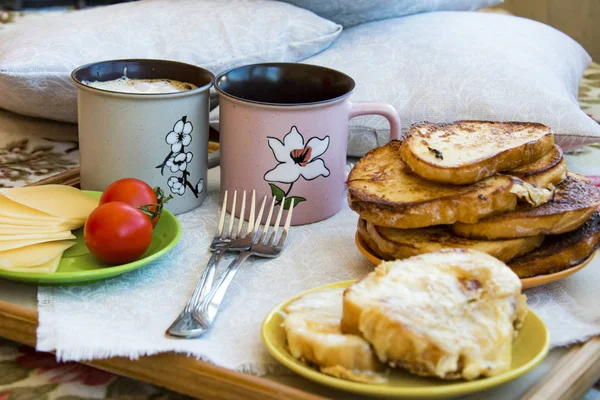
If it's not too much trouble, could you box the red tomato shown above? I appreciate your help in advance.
[100,178,160,227]
[84,202,153,265]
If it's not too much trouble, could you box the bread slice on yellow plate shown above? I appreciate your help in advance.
[400,121,554,185]
[358,219,543,263]
[283,287,386,383]
[342,249,528,381]
[347,141,552,229]
[508,211,600,278]
[511,145,566,188]
[451,173,600,239]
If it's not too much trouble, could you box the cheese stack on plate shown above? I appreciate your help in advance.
[349,121,600,279]
[0,185,98,273]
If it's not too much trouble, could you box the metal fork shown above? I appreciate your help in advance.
[192,195,295,335]
[166,190,256,338]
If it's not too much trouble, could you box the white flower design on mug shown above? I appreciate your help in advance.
[165,118,193,153]
[167,176,185,195]
[156,116,204,198]
[165,151,193,173]
[264,126,330,209]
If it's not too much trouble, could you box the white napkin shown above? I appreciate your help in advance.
[37,169,600,373]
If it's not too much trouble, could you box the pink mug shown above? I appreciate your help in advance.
[215,63,401,225]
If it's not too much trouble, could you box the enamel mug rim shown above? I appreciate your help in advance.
[71,58,215,98]
[215,62,356,107]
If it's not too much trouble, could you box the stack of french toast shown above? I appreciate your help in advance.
[349,121,600,278]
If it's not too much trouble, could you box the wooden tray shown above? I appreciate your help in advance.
[0,299,323,400]
[1,294,598,400]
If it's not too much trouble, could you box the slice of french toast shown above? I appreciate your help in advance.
[348,141,553,229]
[451,173,600,239]
[508,211,600,278]
[341,249,528,381]
[511,145,567,188]
[400,121,554,185]
[283,287,386,383]
[508,212,600,278]
[358,219,543,262]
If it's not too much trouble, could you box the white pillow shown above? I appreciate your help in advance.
[278,0,502,27]
[301,12,600,154]
[0,0,341,123]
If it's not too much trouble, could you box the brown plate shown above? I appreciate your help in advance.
[355,232,595,290]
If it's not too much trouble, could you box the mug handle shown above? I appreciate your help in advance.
[208,149,220,169]
[349,102,402,141]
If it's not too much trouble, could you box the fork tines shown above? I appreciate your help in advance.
[219,190,294,245]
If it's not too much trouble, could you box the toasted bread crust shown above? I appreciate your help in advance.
[451,173,600,239]
[356,220,393,261]
[359,219,543,262]
[347,141,519,228]
[512,145,563,176]
[508,212,600,278]
[512,145,566,188]
[400,121,555,185]
[519,157,567,188]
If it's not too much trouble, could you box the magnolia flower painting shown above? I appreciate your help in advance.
[264,126,330,209]
[156,116,204,198]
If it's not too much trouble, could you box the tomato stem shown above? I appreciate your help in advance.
[137,187,173,222]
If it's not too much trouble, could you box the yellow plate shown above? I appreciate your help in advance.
[355,232,595,290]
[262,281,550,399]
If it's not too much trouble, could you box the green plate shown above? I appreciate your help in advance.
[0,191,181,285]
[262,281,550,399]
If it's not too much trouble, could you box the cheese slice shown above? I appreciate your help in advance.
[0,233,76,252]
[0,254,62,274]
[0,224,70,235]
[0,194,63,221]
[58,219,87,231]
[0,230,73,242]
[0,217,85,231]
[0,215,71,228]
[0,241,74,268]
[0,185,98,221]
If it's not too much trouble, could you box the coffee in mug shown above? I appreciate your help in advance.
[82,76,197,94]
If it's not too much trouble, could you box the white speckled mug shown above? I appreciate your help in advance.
[215,63,401,225]
[72,59,214,214]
